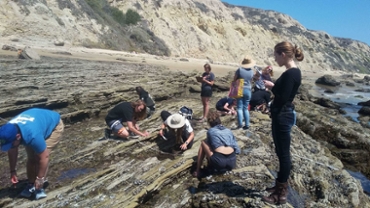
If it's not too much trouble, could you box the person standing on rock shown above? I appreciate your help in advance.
[135,86,156,118]
[262,41,303,205]
[158,110,195,151]
[199,63,215,122]
[193,109,240,178]
[232,55,255,130]
[0,108,64,200]
[104,100,149,139]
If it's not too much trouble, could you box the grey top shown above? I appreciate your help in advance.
[206,125,240,154]
[235,67,254,89]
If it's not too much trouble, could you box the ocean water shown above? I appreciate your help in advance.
[312,83,370,121]
[347,170,370,195]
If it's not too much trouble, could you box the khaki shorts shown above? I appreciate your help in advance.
[25,119,64,156]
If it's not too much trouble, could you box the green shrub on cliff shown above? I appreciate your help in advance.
[85,0,140,26]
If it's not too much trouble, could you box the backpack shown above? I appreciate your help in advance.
[178,106,193,120]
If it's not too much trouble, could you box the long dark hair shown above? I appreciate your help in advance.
[131,99,147,121]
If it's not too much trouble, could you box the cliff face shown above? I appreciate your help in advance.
[1,0,369,72]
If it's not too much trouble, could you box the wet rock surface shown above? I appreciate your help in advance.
[0,56,370,208]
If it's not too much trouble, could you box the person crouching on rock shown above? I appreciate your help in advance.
[250,90,271,113]
[159,111,195,151]
[216,97,237,116]
[0,108,64,200]
[104,100,149,139]
[193,109,240,178]
[135,86,156,118]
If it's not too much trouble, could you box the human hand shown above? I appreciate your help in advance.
[180,143,188,150]
[142,131,150,137]
[263,80,274,88]
[159,129,164,137]
[35,177,44,190]
[10,172,18,184]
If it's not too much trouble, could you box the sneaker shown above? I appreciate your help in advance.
[243,126,249,130]
[20,184,35,198]
[104,128,112,139]
[128,131,139,139]
[231,125,243,130]
[35,189,47,200]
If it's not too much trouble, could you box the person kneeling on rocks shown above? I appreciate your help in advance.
[215,97,237,116]
[159,111,195,151]
[250,90,271,113]
[135,86,155,118]
[193,109,240,178]
[0,108,64,200]
[105,100,149,139]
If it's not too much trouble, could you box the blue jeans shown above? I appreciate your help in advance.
[236,88,251,127]
[271,105,295,183]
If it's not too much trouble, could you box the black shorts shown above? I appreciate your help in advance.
[209,151,236,171]
[201,88,212,97]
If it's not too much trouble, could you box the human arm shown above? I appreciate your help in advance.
[158,123,166,136]
[233,69,240,82]
[202,73,215,86]
[127,121,149,137]
[180,131,194,150]
[8,147,19,183]
[263,80,274,90]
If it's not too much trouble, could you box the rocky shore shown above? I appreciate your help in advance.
[0,52,369,208]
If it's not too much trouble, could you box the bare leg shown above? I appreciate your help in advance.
[194,141,213,177]
[201,97,210,120]
[25,147,37,184]
[114,127,129,139]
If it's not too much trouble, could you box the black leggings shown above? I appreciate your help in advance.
[271,106,295,183]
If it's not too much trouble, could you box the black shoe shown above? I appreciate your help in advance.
[128,131,139,139]
[243,126,249,130]
[231,125,243,130]
[104,128,112,139]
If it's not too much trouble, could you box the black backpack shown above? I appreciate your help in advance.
[178,106,193,120]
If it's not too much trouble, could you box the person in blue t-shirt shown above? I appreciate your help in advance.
[0,108,64,200]
[193,110,240,178]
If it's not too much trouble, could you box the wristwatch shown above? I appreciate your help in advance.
[185,141,189,145]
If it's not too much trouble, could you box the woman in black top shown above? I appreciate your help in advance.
[105,100,149,139]
[262,41,304,205]
[199,63,215,122]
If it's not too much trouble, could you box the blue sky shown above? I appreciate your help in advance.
[222,0,370,46]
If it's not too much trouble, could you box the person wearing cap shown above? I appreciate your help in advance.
[215,97,237,116]
[135,86,156,118]
[193,109,240,178]
[0,108,64,200]
[104,100,149,139]
[159,110,195,151]
[232,55,255,130]
[253,65,274,92]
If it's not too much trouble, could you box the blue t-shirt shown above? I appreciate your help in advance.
[9,108,61,154]
[235,67,254,89]
[206,125,240,154]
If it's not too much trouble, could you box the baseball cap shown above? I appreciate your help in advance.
[0,123,18,152]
